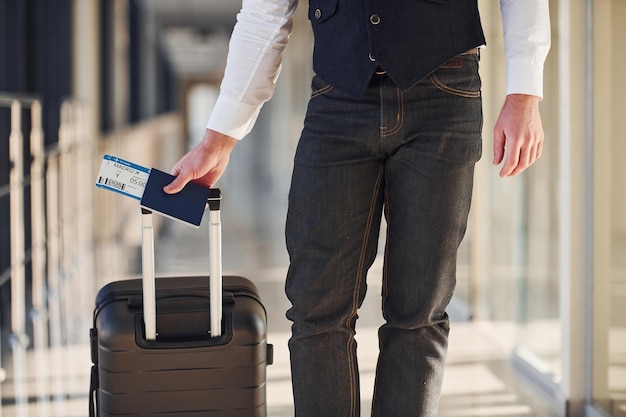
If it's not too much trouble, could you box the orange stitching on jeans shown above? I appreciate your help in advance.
[428,74,481,98]
[311,84,333,99]
[380,88,404,138]
[345,164,384,417]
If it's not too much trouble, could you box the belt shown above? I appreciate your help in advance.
[374,47,480,76]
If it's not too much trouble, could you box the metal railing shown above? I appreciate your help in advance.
[1,95,41,417]
[1,89,183,415]
[0,93,95,417]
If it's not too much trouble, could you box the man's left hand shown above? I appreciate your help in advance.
[493,94,544,177]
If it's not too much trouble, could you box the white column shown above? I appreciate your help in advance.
[557,1,593,416]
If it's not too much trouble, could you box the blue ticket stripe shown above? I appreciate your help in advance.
[103,154,150,174]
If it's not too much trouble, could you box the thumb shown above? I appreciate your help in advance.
[163,171,189,194]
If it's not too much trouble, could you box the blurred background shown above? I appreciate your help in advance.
[0,0,624,416]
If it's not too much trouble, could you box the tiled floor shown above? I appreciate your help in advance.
[0,199,558,417]
[264,322,550,417]
[0,320,556,417]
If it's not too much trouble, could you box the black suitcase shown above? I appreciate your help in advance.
[89,190,273,417]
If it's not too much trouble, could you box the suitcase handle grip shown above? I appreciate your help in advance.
[128,292,235,308]
[134,312,233,349]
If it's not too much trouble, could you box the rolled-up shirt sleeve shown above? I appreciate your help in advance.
[207,0,298,139]
[500,0,551,99]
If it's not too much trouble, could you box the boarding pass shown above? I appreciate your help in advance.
[96,154,150,200]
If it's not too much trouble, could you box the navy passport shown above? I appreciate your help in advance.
[140,168,211,228]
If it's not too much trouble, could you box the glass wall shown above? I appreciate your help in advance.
[511,0,562,381]
[592,1,626,416]
[462,0,562,378]
[441,3,626,415]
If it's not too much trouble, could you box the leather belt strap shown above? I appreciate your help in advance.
[374,47,480,76]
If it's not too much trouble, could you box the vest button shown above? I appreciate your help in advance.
[369,14,381,25]
[369,53,376,62]
[314,8,322,19]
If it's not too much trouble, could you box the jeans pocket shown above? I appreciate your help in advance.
[310,75,334,99]
[428,55,481,98]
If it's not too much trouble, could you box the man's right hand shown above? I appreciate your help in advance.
[163,129,238,194]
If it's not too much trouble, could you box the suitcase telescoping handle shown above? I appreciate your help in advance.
[207,189,223,338]
[141,208,157,340]
[141,189,223,341]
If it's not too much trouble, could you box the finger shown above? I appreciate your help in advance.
[493,127,506,165]
[163,171,190,194]
[499,140,520,177]
[511,134,544,176]
[511,142,534,176]
[535,139,544,160]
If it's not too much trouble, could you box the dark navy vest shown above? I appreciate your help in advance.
[307,0,486,98]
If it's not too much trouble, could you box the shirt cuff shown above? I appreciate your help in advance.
[506,56,545,100]
[206,94,262,140]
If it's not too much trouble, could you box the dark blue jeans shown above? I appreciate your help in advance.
[285,53,482,417]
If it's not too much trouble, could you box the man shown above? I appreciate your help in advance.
[164,1,550,416]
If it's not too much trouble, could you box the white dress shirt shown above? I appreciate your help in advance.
[207,0,551,140]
